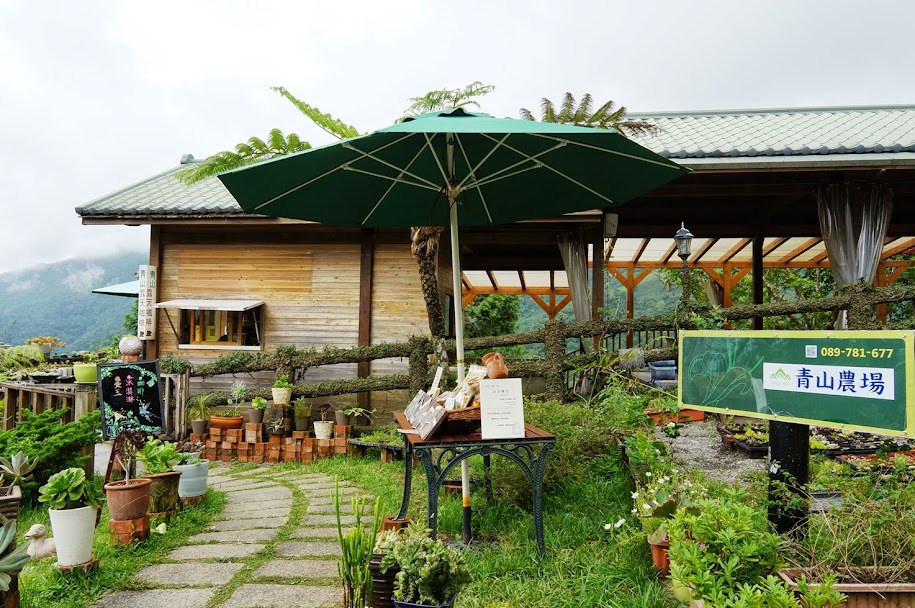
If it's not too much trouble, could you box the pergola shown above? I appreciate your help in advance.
[458,105,915,328]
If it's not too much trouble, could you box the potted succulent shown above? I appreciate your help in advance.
[333,480,381,608]
[250,396,268,424]
[103,433,152,521]
[0,517,32,606]
[272,374,294,405]
[24,336,65,360]
[293,397,312,432]
[341,405,375,427]
[267,418,285,436]
[136,438,182,516]
[379,521,471,608]
[187,395,211,435]
[173,451,209,500]
[0,451,38,521]
[72,352,99,384]
[38,467,104,566]
[313,403,334,440]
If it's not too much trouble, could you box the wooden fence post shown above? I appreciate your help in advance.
[543,320,567,402]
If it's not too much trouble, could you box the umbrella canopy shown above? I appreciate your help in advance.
[91,280,140,298]
[219,108,687,227]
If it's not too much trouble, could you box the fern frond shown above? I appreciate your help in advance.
[540,98,557,123]
[573,93,594,125]
[272,86,361,139]
[267,128,286,152]
[175,130,312,185]
[404,81,495,117]
[558,92,576,123]
[616,119,661,137]
[519,107,535,121]
[246,137,269,154]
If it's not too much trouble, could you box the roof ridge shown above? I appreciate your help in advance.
[628,104,915,118]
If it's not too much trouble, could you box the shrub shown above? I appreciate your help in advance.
[0,409,101,504]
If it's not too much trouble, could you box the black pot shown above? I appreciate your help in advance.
[369,553,399,608]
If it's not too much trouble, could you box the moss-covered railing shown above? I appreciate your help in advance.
[162,281,915,404]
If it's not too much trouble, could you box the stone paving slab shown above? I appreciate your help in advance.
[217,506,290,520]
[135,562,244,586]
[226,467,274,477]
[226,490,291,503]
[188,529,278,544]
[223,498,292,513]
[206,475,234,485]
[94,588,217,608]
[168,543,265,561]
[209,516,287,532]
[276,541,341,557]
[291,527,350,539]
[252,559,339,579]
[223,584,340,608]
[300,480,351,490]
[211,480,281,492]
[302,514,358,526]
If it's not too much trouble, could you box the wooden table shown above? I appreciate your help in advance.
[394,411,556,554]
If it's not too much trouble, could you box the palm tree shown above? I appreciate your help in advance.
[177,83,494,341]
[520,92,658,136]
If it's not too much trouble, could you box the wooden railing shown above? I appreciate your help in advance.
[176,281,915,404]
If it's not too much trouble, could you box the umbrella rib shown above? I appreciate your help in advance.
[342,140,442,190]
[530,133,682,170]
[461,137,568,190]
[358,138,436,225]
[455,135,493,224]
[252,163,352,213]
[477,133,617,205]
[454,133,511,191]
[343,166,440,192]
[424,133,451,186]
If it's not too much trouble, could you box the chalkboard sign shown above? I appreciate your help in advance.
[97,360,165,439]
[680,330,915,436]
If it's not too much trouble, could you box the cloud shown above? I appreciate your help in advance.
[1,276,38,293]
[63,265,106,293]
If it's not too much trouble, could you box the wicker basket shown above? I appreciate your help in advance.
[445,406,481,422]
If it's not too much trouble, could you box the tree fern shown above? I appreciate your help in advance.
[520,92,659,136]
[271,86,362,140]
[403,81,495,117]
[175,128,311,185]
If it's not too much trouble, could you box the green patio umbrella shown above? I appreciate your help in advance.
[219,107,686,542]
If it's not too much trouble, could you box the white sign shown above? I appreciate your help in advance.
[480,378,525,439]
[137,265,157,340]
[763,362,895,401]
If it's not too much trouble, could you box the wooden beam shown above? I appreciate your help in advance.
[357,229,374,409]
[486,270,499,290]
[690,237,718,264]
[632,267,654,288]
[704,267,725,287]
[462,287,571,297]
[632,238,650,265]
[721,238,752,263]
[554,295,572,315]
[530,295,551,316]
[461,293,477,309]
[763,237,790,256]
[882,237,915,258]
[660,242,677,264]
[518,271,526,291]
[777,237,820,264]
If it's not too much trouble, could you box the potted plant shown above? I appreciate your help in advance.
[314,404,334,439]
[136,438,182,516]
[173,451,209,500]
[0,451,38,521]
[333,480,382,608]
[250,396,267,424]
[103,433,152,521]
[267,418,285,436]
[24,336,65,360]
[38,467,104,566]
[379,521,471,608]
[187,395,211,435]
[343,405,375,427]
[272,374,294,405]
[633,467,699,574]
[72,352,98,384]
[293,397,312,432]
[210,407,244,430]
[0,517,32,607]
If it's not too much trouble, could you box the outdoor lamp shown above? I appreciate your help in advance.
[674,222,693,261]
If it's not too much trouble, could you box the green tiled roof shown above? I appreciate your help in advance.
[76,105,915,218]
[627,104,915,159]
[75,161,244,217]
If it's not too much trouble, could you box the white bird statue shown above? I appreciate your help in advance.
[24,524,55,561]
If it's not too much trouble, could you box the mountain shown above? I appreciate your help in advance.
[0,253,146,352]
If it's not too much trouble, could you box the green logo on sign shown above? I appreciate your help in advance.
[770,368,791,381]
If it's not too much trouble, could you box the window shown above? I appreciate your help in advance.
[156,299,264,350]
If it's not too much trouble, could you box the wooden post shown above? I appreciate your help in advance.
[543,320,566,401]
[357,229,374,410]
[146,224,161,360]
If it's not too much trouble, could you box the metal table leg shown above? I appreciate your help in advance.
[395,433,413,520]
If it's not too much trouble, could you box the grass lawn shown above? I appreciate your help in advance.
[16,489,225,608]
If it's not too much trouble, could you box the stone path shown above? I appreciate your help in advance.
[93,464,375,608]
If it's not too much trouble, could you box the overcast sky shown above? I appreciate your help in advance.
[2,0,914,275]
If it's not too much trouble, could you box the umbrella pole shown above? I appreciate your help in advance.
[448,184,472,546]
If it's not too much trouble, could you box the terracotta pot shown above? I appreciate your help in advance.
[143,470,182,515]
[104,478,152,521]
[647,536,670,574]
[779,567,915,607]
[210,415,244,430]
[482,352,508,379]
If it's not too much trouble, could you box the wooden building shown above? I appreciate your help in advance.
[76,104,915,405]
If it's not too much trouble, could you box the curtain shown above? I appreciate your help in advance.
[704,278,724,307]
[817,183,893,327]
[558,232,592,352]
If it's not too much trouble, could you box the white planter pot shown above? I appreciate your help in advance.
[48,506,97,566]
[175,460,209,498]
[272,388,293,405]
[313,421,334,439]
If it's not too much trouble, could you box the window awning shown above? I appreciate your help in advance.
[156,299,263,311]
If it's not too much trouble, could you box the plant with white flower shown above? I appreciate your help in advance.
[631,467,704,544]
